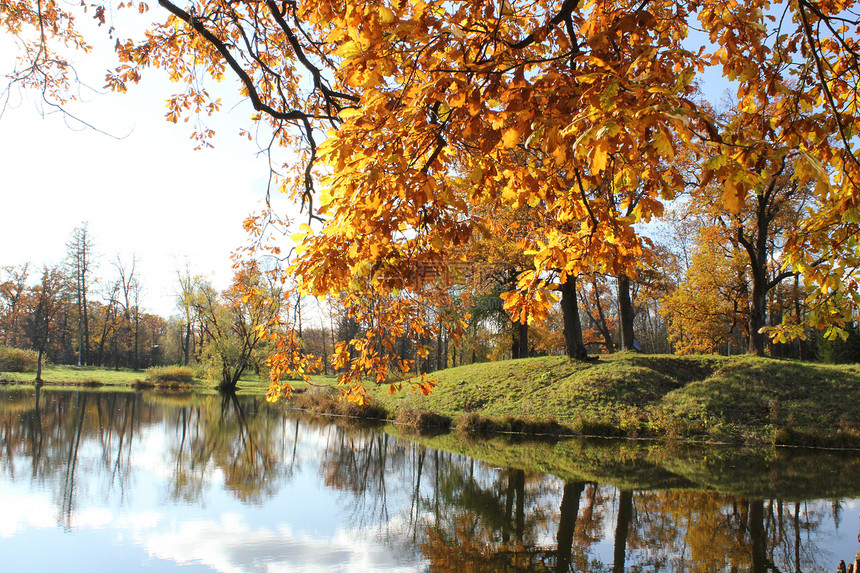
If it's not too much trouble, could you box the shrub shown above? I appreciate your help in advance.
[291,388,389,421]
[452,412,570,437]
[569,415,626,437]
[453,412,500,434]
[395,408,451,434]
[0,346,39,372]
[145,365,195,383]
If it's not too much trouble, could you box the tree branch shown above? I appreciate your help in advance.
[158,0,322,122]
[797,1,860,171]
[508,0,581,50]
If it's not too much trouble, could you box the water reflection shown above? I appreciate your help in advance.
[165,393,291,504]
[1,388,859,572]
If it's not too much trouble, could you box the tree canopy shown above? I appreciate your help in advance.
[5,0,860,396]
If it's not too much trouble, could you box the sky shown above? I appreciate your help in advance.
[0,34,291,318]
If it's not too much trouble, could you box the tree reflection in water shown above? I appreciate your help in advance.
[1,388,857,572]
[165,393,291,504]
[2,389,156,529]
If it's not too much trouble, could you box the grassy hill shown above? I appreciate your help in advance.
[301,354,860,446]
[5,354,860,446]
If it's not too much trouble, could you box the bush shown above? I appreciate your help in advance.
[145,365,195,383]
[0,346,39,372]
[453,412,500,434]
[394,408,451,434]
[452,412,570,437]
[290,388,389,421]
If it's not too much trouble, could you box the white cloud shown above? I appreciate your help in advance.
[0,491,55,537]
[141,514,422,573]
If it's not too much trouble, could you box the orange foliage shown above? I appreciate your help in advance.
[7,0,860,381]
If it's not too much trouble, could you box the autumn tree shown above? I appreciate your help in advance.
[578,274,617,353]
[459,204,540,360]
[668,113,817,356]
[175,265,203,366]
[65,223,95,366]
[662,228,748,354]
[630,248,675,354]
[8,0,860,394]
[194,261,285,393]
[697,109,817,355]
[112,255,144,369]
[91,280,121,367]
[25,265,67,381]
[0,263,30,348]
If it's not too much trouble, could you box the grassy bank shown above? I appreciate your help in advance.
[1,365,150,387]
[5,354,860,446]
[345,354,860,447]
[0,365,216,393]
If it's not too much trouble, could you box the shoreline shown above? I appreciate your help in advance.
[3,354,860,447]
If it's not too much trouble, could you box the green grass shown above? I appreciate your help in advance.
[353,354,860,446]
[6,355,860,447]
[1,364,212,391]
[0,365,147,385]
[0,363,339,395]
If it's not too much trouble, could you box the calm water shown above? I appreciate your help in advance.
[1,388,859,572]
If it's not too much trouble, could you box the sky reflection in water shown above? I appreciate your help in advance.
[0,388,858,572]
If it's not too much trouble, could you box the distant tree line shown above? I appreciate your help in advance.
[5,215,860,386]
[0,223,166,376]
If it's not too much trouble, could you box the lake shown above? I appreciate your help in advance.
[1,388,859,572]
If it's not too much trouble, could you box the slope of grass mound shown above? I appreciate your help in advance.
[372,354,860,446]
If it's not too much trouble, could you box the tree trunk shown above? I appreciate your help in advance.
[561,276,588,360]
[793,275,804,361]
[517,320,529,358]
[617,274,635,351]
[35,348,44,382]
[183,320,191,365]
[82,286,90,365]
[133,311,140,370]
[96,305,110,367]
[748,276,767,356]
[436,320,443,371]
[591,277,615,353]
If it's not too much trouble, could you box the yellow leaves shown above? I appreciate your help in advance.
[468,165,483,184]
[652,128,674,160]
[266,381,294,402]
[341,384,370,406]
[599,82,620,111]
[290,222,314,245]
[721,177,746,213]
[502,127,520,148]
[703,154,727,170]
[501,184,518,204]
[379,6,396,24]
[445,88,467,109]
[672,67,696,93]
[345,65,383,88]
[412,374,435,395]
[338,107,362,120]
[796,150,832,196]
[336,39,368,58]
[591,140,610,172]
